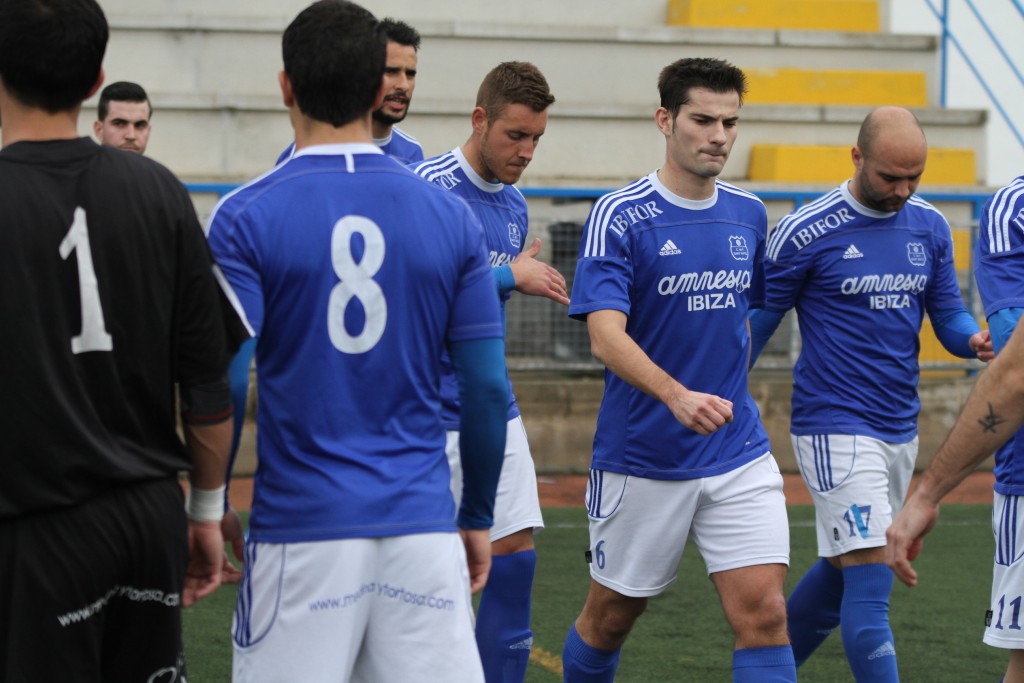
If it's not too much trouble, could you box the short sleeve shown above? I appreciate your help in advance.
[567,205,633,321]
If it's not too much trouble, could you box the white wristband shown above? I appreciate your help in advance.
[186,484,226,522]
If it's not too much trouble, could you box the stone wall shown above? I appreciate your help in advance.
[516,370,992,474]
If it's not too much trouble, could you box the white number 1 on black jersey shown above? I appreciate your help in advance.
[59,207,113,354]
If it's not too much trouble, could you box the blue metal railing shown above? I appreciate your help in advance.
[925,0,1024,154]
[185,183,992,222]
[184,181,991,224]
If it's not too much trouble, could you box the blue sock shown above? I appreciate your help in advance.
[787,557,844,666]
[840,563,898,682]
[562,623,620,683]
[732,645,797,682]
[476,550,536,683]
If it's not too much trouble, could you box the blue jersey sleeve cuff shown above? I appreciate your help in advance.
[748,308,784,368]
[990,308,1024,355]
[494,264,516,298]
[930,308,981,358]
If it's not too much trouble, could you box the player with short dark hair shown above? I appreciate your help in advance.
[749,106,992,681]
[207,2,508,681]
[94,80,152,154]
[371,17,423,162]
[226,16,427,581]
[887,174,1024,682]
[561,57,796,682]
[411,60,566,683]
[0,0,244,679]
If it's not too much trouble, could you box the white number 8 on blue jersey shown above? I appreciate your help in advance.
[328,215,386,354]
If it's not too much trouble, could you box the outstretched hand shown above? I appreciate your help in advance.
[510,238,570,305]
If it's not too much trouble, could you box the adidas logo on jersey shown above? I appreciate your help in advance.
[867,641,896,660]
[843,244,864,259]
[659,240,681,256]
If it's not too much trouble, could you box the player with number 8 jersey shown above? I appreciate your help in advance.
[206,3,508,681]
[207,146,503,544]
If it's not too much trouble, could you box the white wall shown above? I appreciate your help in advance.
[890,0,1024,187]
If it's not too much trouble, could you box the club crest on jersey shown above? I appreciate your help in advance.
[729,235,749,261]
[508,223,522,249]
[907,242,927,266]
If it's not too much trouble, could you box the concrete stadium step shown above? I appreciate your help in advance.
[99,17,941,106]
[80,95,987,190]
[88,8,991,190]
[668,0,881,32]
[749,144,977,184]
[97,0,671,29]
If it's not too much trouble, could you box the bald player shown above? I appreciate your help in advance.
[749,106,992,681]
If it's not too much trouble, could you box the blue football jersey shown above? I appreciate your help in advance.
[763,181,967,442]
[411,147,526,429]
[207,143,504,542]
[975,175,1024,494]
[275,126,424,166]
[568,172,772,480]
[378,127,424,165]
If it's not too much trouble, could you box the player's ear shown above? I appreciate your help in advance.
[654,107,673,136]
[470,106,488,135]
[278,70,295,108]
[93,118,103,139]
[851,145,864,170]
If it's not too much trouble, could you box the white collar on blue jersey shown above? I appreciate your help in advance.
[453,146,505,194]
[648,170,719,209]
[291,142,384,158]
[839,179,898,219]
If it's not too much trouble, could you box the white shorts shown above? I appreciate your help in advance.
[232,533,483,683]
[447,416,544,542]
[985,492,1024,649]
[585,453,790,598]
[792,434,916,557]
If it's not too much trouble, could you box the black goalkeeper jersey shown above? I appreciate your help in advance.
[0,137,244,518]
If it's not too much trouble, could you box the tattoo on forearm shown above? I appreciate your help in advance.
[979,403,1006,434]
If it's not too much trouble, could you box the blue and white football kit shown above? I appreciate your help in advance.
[225,126,427,505]
[207,143,506,683]
[412,147,543,683]
[753,181,978,551]
[751,179,981,679]
[975,175,1024,650]
[568,170,787,570]
[564,171,791,680]
[565,169,786,651]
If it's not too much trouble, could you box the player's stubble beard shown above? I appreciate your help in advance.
[372,101,408,126]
